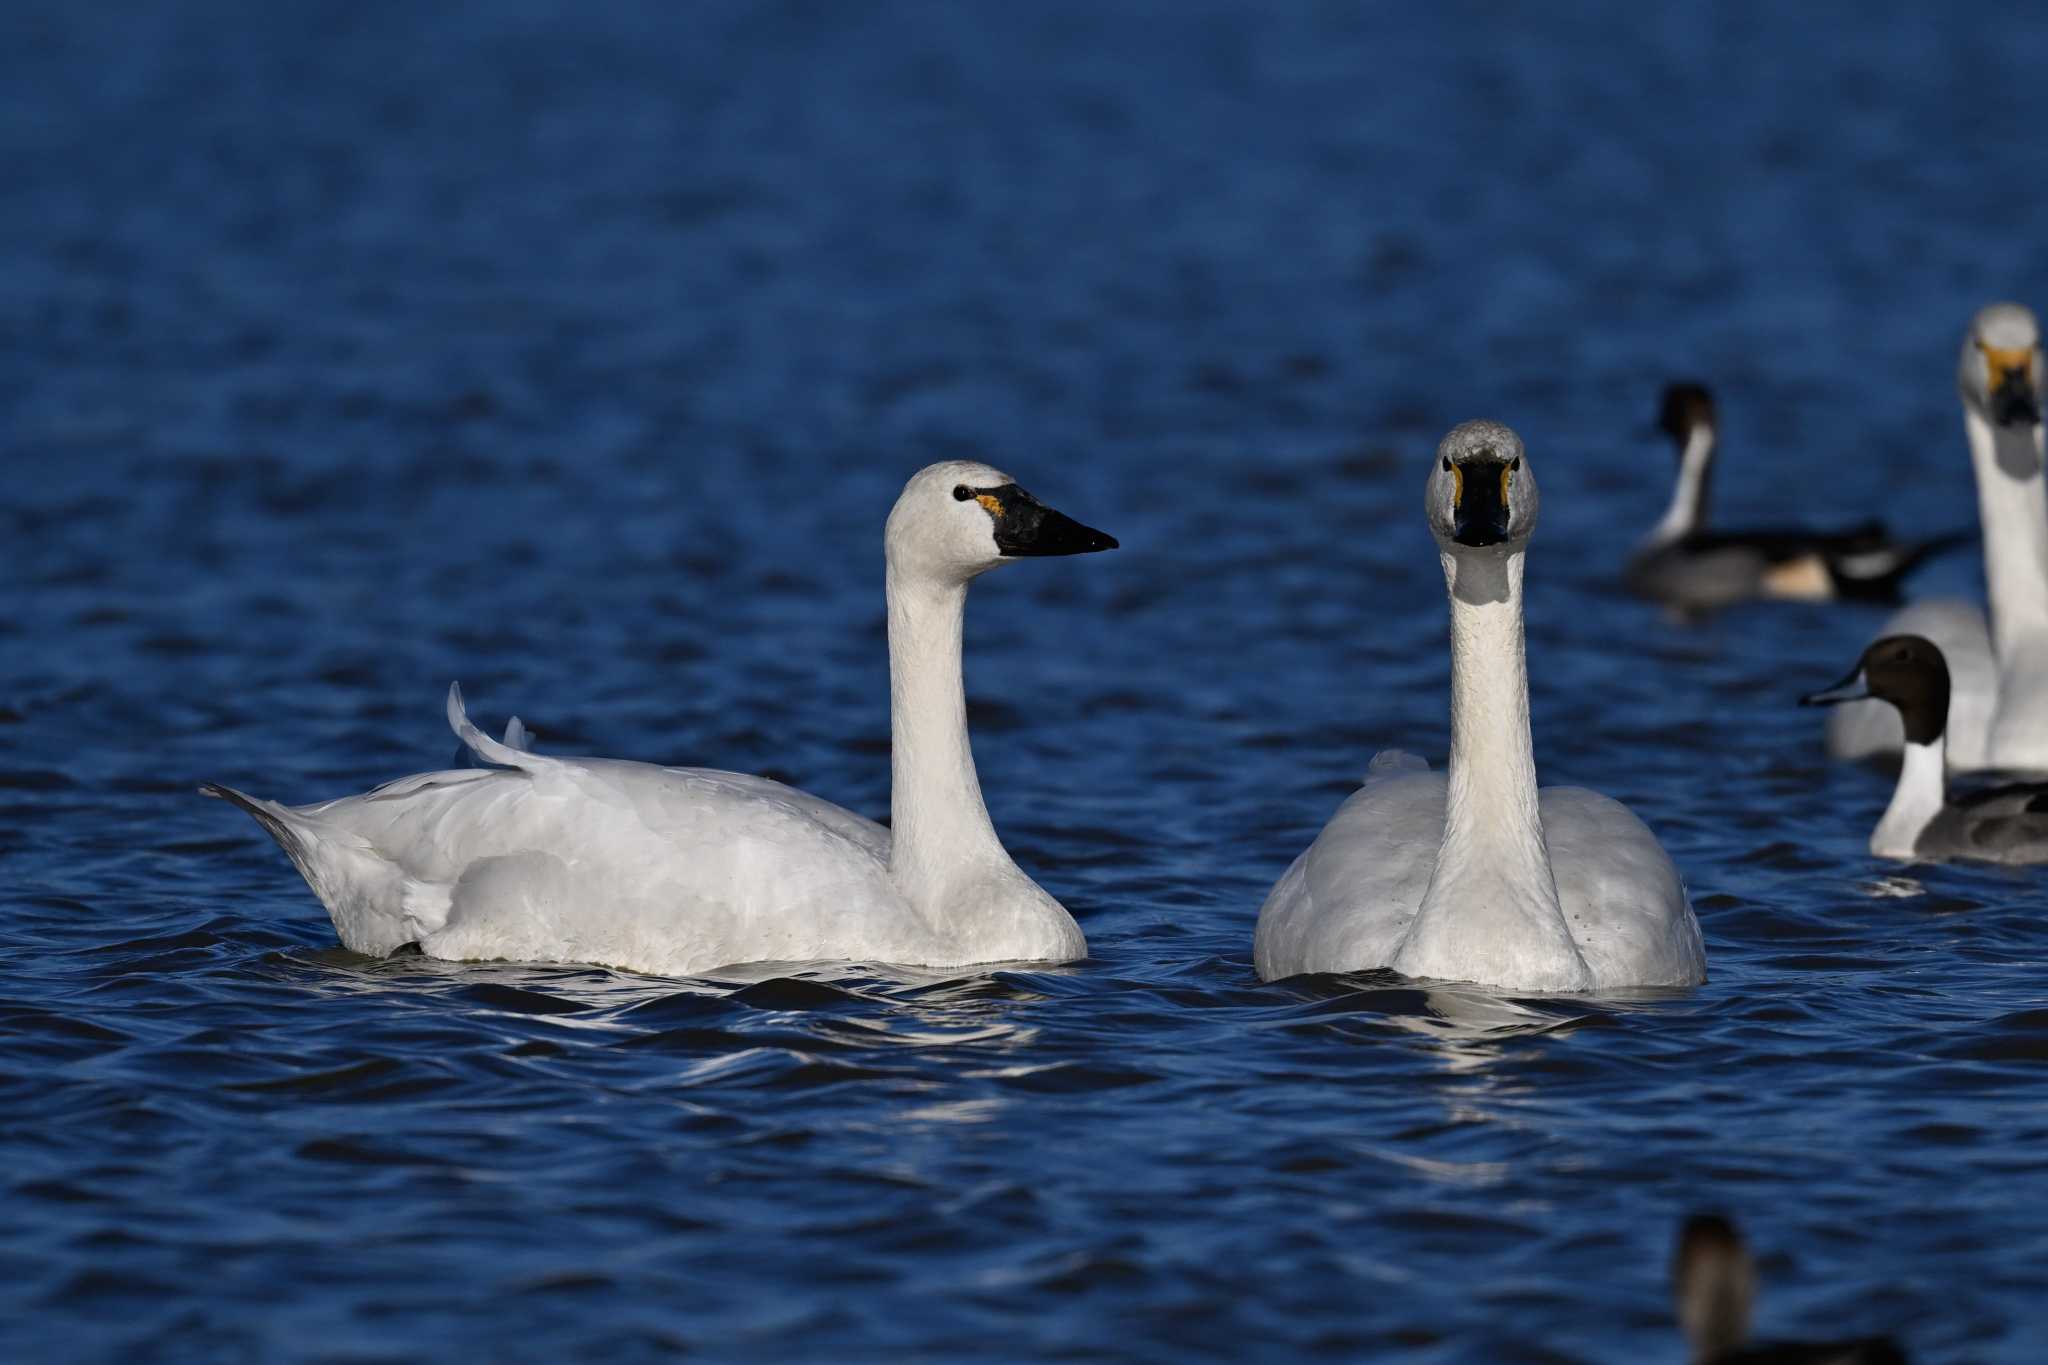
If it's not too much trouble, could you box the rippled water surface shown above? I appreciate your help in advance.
[7,3,2048,1359]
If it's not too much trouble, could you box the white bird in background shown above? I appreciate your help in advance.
[1827,302,2048,773]
[1255,420,1706,993]
[1803,635,2048,863]
[205,461,1117,977]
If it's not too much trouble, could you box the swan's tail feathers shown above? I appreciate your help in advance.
[199,782,309,863]
[447,682,548,772]
[454,713,536,770]
[200,781,436,956]
[1827,528,1975,603]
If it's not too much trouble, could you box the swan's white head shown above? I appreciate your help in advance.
[886,460,1118,583]
[1425,420,1538,553]
[1959,301,2043,429]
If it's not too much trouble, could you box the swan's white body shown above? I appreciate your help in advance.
[207,461,1111,976]
[1256,422,1706,993]
[1829,309,2048,772]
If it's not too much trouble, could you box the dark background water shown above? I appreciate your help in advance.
[5,2,2048,1359]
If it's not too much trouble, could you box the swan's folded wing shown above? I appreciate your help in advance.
[1540,787,1705,987]
[290,758,909,974]
[1255,768,1443,979]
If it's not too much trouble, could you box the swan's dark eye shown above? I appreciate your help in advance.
[1441,457,1452,472]
[953,485,973,501]
[1508,456,1521,472]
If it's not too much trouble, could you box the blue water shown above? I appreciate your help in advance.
[6,2,2048,1359]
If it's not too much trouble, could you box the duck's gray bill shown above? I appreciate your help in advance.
[1800,668,1870,707]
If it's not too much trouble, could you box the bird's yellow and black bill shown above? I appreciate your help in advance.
[960,483,1119,557]
[1451,459,1516,547]
[1980,342,2041,426]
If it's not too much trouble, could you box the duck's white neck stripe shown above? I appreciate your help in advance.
[1396,549,1590,990]
[1963,406,2048,651]
[884,565,1013,912]
[1646,424,1715,546]
[1873,737,1946,858]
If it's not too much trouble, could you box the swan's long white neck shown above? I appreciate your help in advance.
[884,566,1014,908]
[1645,424,1715,546]
[1395,549,1592,992]
[1963,406,2048,655]
[1872,737,1946,859]
[1961,406,2048,769]
[1439,554,1547,851]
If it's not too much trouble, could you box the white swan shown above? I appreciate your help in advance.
[1804,635,2048,863]
[204,461,1117,976]
[1827,302,2048,772]
[1627,382,1967,611]
[1255,421,1706,992]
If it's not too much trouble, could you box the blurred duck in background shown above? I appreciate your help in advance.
[1627,382,1967,612]
[1803,635,2048,862]
[1827,303,2048,772]
[1673,1214,1908,1365]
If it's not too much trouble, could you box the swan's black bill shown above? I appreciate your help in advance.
[1991,368,2041,427]
[1800,668,1869,707]
[1451,461,1513,547]
[975,484,1118,557]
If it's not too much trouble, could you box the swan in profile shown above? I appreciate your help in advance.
[1673,1214,1909,1364]
[1627,383,1966,611]
[1254,421,1706,992]
[1827,303,2048,772]
[1803,635,2048,862]
[204,461,1117,976]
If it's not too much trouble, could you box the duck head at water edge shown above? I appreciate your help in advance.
[1673,1214,1910,1364]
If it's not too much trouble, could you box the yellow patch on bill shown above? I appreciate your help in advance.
[976,493,1006,517]
[1981,342,2035,390]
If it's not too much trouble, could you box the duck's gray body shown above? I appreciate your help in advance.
[1913,778,2048,862]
